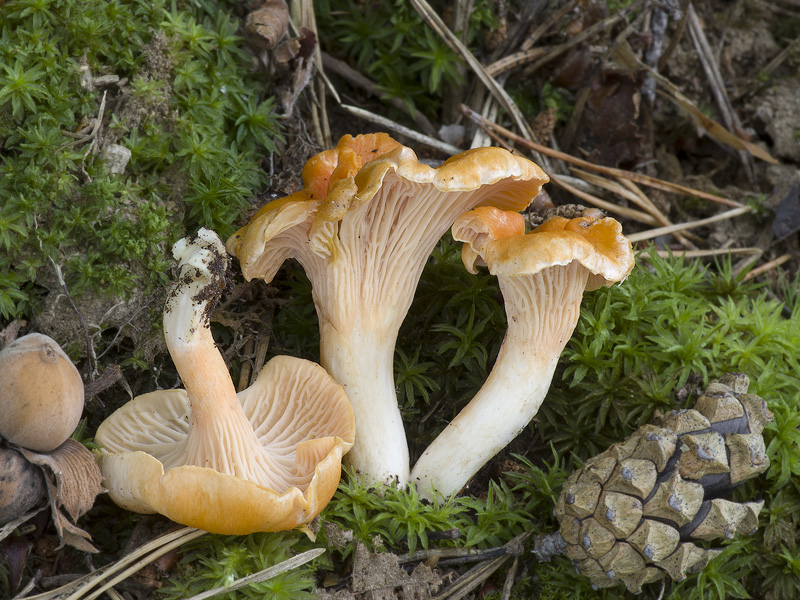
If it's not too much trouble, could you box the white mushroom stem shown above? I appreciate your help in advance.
[161,229,305,492]
[320,318,407,485]
[228,137,550,487]
[411,262,590,499]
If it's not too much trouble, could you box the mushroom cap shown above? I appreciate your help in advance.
[0,333,84,452]
[452,207,635,288]
[95,355,354,534]
[226,133,549,283]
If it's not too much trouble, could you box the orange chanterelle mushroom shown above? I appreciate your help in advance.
[95,228,354,534]
[226,133,549,486]
[411,207,635,499]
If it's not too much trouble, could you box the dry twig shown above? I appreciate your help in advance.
[460,104,743,207]
[322,52,438,137]
[743,254,792,282]
[626,206,752,243]
[408,0,534,141]
[686,3,756,183]
[340,104,463,155]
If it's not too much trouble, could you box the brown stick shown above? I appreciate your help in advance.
[627,206,751,243]
[321,52,437,136]
[550,174,658,225]
[743,254,792,281]
[460,104,743,207]
[481,126,657,225]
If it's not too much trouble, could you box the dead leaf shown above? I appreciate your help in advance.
[577,70,645,167]
[274,28,317,116]
[21,439,104,522]
[1,536,31,593]
[245,0,289,50]
[41,475,98,553]
[18,439,104,552]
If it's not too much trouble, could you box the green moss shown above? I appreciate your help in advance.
[316,0,502,121]
[0,0,283,321]
[261,243,800,599]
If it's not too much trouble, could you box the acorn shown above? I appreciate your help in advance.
[555,373,772,593]
[0,333,85,452]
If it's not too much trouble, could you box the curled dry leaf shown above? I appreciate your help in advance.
[21,439,105,522]
[20,439,105,552]
[245,0,289,50]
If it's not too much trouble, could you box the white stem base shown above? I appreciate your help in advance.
[320,319,410,486]
[411,263,588,500]
[410,343,558,499]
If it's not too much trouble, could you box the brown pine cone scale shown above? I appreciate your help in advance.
[555,373,773,592]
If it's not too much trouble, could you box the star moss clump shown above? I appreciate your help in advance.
[0,0,283,321]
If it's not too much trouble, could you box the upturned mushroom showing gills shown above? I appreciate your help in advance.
[226,133,549,486]
[411,206,635,499]
[95,228,354,534]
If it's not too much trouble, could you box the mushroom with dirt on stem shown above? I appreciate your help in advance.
[226,132,549,486]
[410,206,635,499]
[95,228,355,534]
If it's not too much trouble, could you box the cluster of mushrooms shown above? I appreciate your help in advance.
[0,132,775,594]
[94,132,637,537]
[224,132,635,497]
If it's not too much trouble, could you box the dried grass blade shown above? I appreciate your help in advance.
[341,104,463,155]
[83,529,208,600]
[486,48,548,77]
[408,0,533,140]
[614,175,701,246]
[686,3,755,181]
[517,2,638,76]
[550,174,658,225]
[460,103,743,207]
[570,168,660,218]
[613,42,777,165]
[19,528,206,600]
[434,556,509,600]
[627,206,752,243]
[182,548,325,600]
[743,254,792,281]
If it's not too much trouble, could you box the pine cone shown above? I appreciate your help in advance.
[555,373,773,593]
